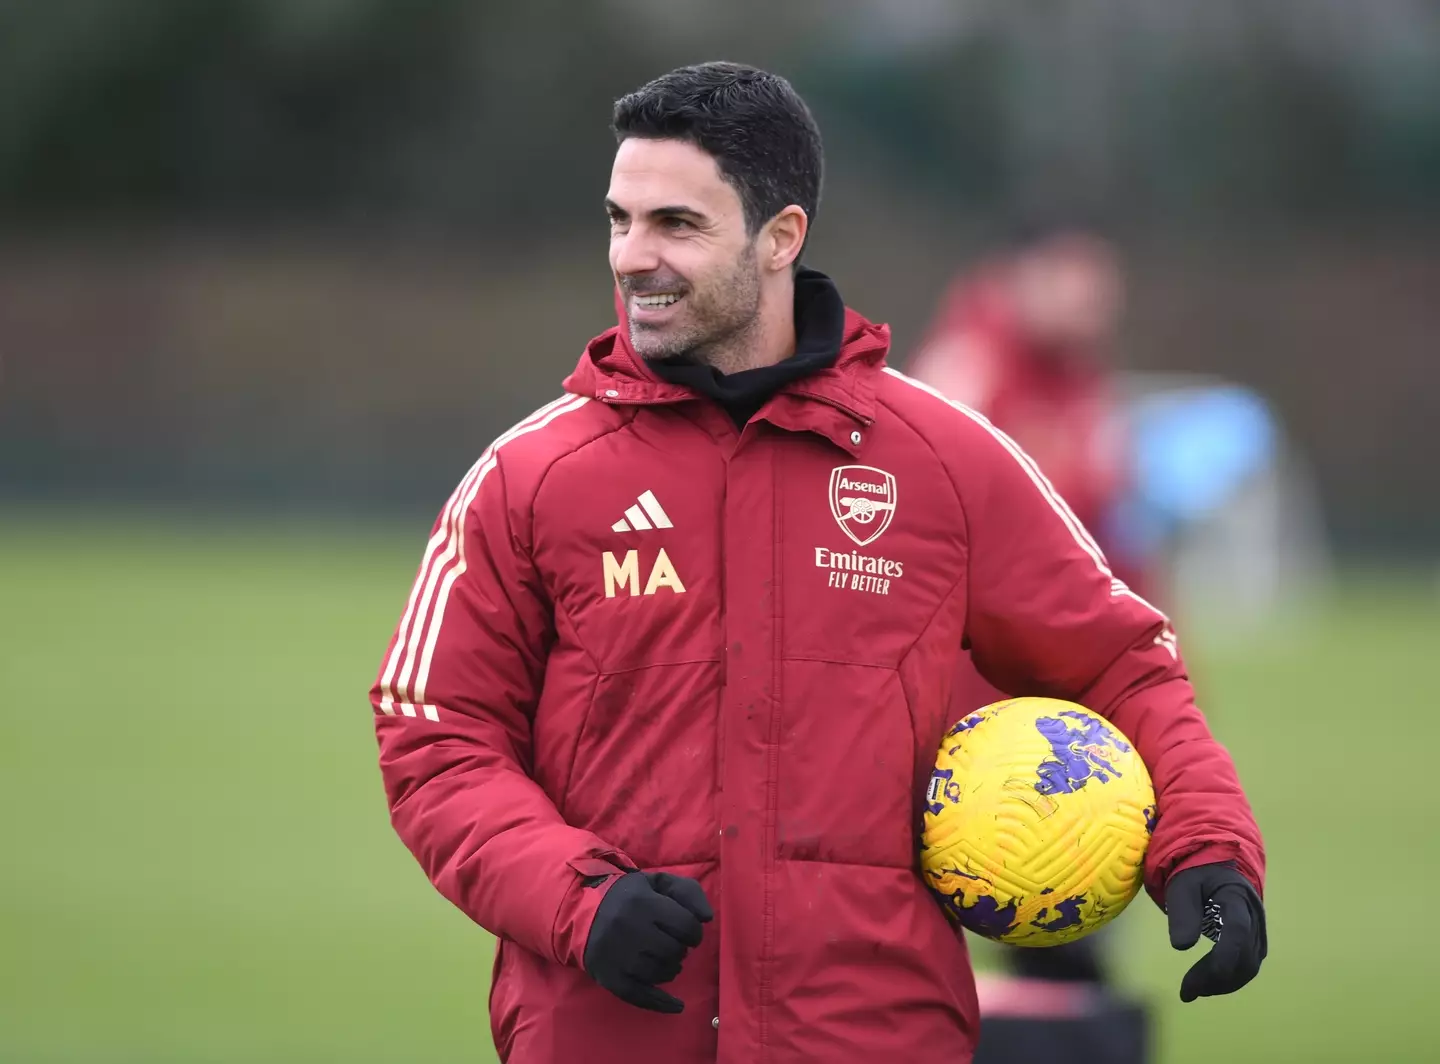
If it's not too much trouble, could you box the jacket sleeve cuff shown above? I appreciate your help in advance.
[550,850,638,969]
[1146,841,1263,909]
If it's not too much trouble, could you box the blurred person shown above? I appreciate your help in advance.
[368,62,1267,1064]
[907,223,1150,998]
[908,221,1135,583]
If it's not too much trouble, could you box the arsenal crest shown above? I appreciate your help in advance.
[829,465,898,547]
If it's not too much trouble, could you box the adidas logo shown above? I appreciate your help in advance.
[612,490,673,533]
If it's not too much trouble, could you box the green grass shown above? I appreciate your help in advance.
[2,509,1436,1062]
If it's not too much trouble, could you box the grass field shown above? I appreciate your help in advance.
[2,508,1436,1063]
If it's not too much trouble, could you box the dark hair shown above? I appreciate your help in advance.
[613,62,824,248]
[1001,202,1116,252]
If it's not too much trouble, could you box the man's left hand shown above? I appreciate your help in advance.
[1165,862,1267,1002]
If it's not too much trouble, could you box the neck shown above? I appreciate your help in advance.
[696,274,797,376]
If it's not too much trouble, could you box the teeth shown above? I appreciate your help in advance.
[636,293,680,307]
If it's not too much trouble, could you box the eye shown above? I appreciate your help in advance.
[661,216,693,231]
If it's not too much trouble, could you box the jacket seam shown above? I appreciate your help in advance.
[548,594,601,676]
[597,656,722,678]
[778,856,913,870]
[522,407,633,676]
[781,381,870,423]
[1065,620,1176,717]
[528,407,638,517]
[627,854,722,871]
[543,566,602,819]
[892,661,921,826]
[558,668,602,817]
[386,742,479,818]
[874,392,968,517]
[760,443,785,1054]
[507,405,624,819]
[781,654,895,669]
[876,391,973,648]
[895,569,968,673]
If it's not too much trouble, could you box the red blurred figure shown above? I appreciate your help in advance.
[908,226,1129,554]
[907,224,1146,995]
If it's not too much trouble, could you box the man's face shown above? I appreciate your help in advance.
[606,137,762,361]
[1010,233,1125,351]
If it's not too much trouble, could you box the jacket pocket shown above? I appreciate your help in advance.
[488,937,515,1061]
[560,662,722,868]
[556,670,602,816]
[776,661,916,867]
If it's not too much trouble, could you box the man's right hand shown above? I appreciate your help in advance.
[582,871,714,1013]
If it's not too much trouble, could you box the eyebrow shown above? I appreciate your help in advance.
[605,199,708,223]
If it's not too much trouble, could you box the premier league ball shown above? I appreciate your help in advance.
[921,697,1156,946]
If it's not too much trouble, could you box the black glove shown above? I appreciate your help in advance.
[583,871,714,1014]
[1165,862,1267,1003]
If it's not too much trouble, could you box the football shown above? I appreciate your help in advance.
[920,697,1156,946]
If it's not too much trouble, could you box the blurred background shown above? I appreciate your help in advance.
[2,2,1437,1062]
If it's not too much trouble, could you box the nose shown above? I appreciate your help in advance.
[610,224,662,279]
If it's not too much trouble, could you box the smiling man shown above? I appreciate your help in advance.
[370,62,1267,1064]
[605,113,808,376]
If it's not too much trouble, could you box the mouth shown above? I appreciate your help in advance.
[630,291,685,321]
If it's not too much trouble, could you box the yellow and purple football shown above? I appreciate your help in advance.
[921,697,1156,946]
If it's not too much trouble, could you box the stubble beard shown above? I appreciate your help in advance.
[629,244,762,373]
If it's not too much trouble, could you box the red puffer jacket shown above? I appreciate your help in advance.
[370,302,1264,1064]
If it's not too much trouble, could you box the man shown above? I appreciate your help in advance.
[908,220,1133,575]
[907,222,1153,992]
[370,63,1267,1064]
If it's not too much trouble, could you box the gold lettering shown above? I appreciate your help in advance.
[603,550,640,598]
[644,547,686,595]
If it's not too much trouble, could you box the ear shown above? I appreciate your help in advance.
[763,206,809,272]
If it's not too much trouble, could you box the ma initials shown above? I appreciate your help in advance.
[603,548,687,598]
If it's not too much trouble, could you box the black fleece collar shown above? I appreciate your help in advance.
[646,268,846,428]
